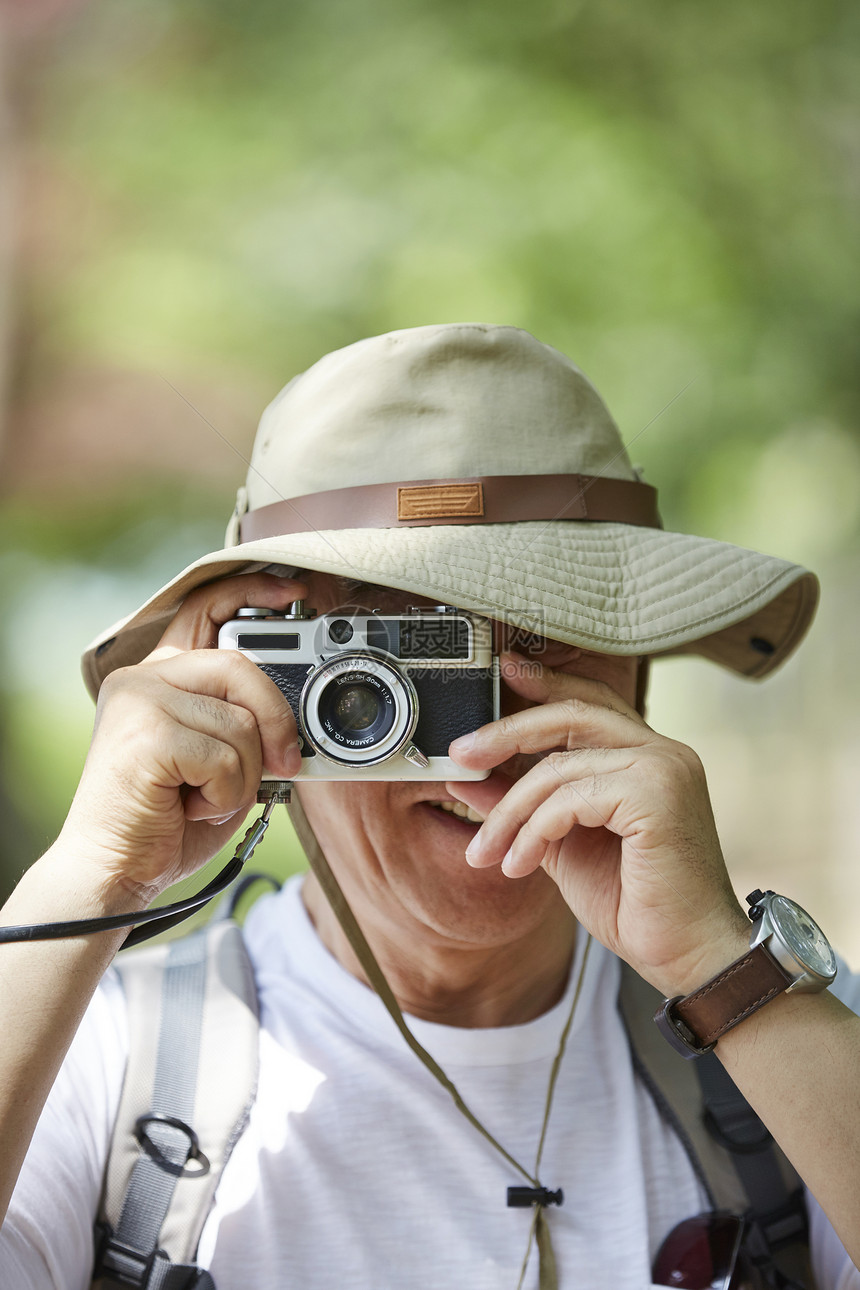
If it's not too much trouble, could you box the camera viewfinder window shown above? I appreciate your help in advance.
[366,618,470,660]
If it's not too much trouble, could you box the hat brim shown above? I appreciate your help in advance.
[81,521,818,699]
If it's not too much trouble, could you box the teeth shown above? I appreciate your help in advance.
[434,800,485,824]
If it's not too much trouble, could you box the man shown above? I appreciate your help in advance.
[0,323,858,1288]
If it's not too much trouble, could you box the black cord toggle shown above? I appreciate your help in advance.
[506,1185,564,1208]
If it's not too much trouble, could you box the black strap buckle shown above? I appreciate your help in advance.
[94,1222,157,1287]
[703,1103,773,1154]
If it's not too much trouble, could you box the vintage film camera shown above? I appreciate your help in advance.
[218,601,500,780]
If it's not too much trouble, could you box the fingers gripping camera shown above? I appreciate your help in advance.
[218,602,499,781]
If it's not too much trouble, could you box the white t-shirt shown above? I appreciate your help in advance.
[1,876,858,1289]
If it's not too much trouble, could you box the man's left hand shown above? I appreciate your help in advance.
[447,652,750,997]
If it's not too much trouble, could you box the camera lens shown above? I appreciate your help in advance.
[300,652,419,767]
[333,684,380,733]
[317,673,396,748]
[328,619,354,644]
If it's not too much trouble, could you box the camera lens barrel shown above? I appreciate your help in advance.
[300,652,419,766]
[318,673,397,746]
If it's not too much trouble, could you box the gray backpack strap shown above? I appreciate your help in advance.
[618,962,815,1289]
[93,920,260,1289]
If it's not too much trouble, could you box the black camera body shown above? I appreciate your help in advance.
[218,603,499,780]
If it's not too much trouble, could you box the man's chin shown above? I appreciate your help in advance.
[394,801,562,933]
[297,776,568,946]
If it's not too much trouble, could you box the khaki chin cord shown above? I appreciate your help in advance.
[289,796,592,1290]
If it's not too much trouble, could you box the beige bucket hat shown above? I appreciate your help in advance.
[82,322,818,697]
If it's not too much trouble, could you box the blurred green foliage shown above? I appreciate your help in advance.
[24,0,858,481]
[1,0,857,904]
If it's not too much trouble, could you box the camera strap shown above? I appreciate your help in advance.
[0,795,281,948]
[288,789,590,1290]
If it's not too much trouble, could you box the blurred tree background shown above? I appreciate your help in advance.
[0,0,858,951]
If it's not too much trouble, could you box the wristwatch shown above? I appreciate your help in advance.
[655,890,838,1059]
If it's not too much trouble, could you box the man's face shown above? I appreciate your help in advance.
[294,573,639,954]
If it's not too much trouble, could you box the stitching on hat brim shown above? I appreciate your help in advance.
[81,521,818,698]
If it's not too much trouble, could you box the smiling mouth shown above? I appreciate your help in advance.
[429,801,486,825]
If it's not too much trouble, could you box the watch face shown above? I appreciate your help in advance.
[771,896,838,977]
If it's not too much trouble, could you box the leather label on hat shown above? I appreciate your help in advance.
[397,482,484,521]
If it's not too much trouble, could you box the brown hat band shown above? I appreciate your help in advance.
[239,473,661,542]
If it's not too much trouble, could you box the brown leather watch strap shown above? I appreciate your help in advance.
[672,944,793,1048]
[239,472,661,541]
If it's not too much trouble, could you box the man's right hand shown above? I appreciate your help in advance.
[55,572,306,908]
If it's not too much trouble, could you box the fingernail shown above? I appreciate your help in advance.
[500,848,516,876]
[450,732,476,756]
[210,813,235,827]
[283,742,302,775]
[464,833,483,864]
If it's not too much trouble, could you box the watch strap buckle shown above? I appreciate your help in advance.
[654,996,716,1059]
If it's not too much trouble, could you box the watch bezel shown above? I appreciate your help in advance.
[749,892,837,993]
